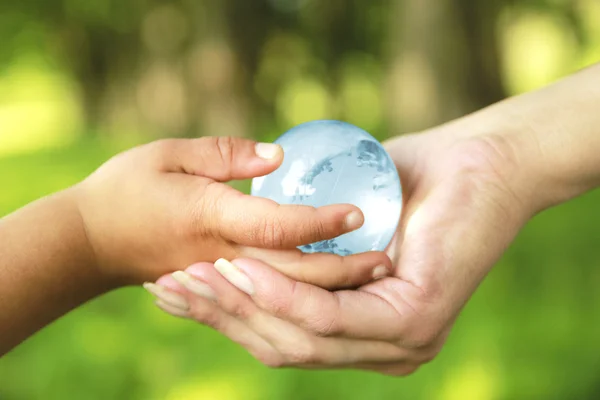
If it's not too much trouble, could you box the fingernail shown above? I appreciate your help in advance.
[155,299,190,318]
[214,258,255,295]
[344,211,364,231]
[372,265,389,280]
[172,271,217,301]
[143,282,190,311]
[255,142,281,160]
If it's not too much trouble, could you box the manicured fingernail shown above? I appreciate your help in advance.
[143,282,190,311]
[172,271,217,301]
[155,299,190,318]
[372,265,389,280]
[255,142,281,160]
[344,211,364,231]
[214,258,255,295]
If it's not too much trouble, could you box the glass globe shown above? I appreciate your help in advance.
[251,120,402,255]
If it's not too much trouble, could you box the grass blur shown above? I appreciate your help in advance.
[1,0,600,399]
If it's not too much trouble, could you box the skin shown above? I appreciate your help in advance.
[154,63,600,375]
[0,137,392,356]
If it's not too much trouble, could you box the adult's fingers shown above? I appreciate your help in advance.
[190,259,413,366]
[217,258,411,342]
[155,267,283,367]
[154,299,190,318]
[147,137,284,181]
[241,247,392,289]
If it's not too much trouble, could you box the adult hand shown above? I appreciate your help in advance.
[76,137,391,286]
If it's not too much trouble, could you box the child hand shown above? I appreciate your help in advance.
[75,137,392,287]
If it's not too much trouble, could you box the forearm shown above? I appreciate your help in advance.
[444,63,600,211]
[0,188,115,355]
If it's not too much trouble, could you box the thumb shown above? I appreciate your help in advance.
[149,137,283,181]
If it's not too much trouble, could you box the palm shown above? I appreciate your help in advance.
[361,132,527,343]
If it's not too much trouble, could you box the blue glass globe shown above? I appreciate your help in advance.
[251,120,402,255]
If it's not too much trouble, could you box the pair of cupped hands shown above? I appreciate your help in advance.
[78,121,531,376]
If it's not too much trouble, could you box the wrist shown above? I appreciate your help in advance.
[447,113,592,217]
[444,64,600,214]
[67,185,124,291]
[501,115,600,212]
[517,65,600,209]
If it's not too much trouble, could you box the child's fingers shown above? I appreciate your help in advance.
[147,137,368,251]
[147,137,283,181]
[241,247,392,290]
[214,192,365,249]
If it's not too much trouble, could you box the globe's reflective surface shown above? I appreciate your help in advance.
[251,120,402,255]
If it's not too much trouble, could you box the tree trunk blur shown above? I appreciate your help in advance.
[386,0,506,134]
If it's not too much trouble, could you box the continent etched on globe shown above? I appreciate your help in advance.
[251,120,402,255]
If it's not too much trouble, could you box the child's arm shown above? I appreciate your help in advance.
[0,137,392,355]
[0,189,104,354]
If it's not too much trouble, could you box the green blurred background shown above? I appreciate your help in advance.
[1,0,600,399]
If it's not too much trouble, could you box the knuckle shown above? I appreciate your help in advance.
[214,136,235,167]
[194,136,236,178]
[258,353,285,369]
[226,300,252,321]
[280,282,339,337]
[311,317,338,337]
[260,215,286,248]
[402,324,442,349]
[266,295,293,319]
[304,217,328,242]
[282,340,319,365]
[308,294,341,336]
[190,307,221,330]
